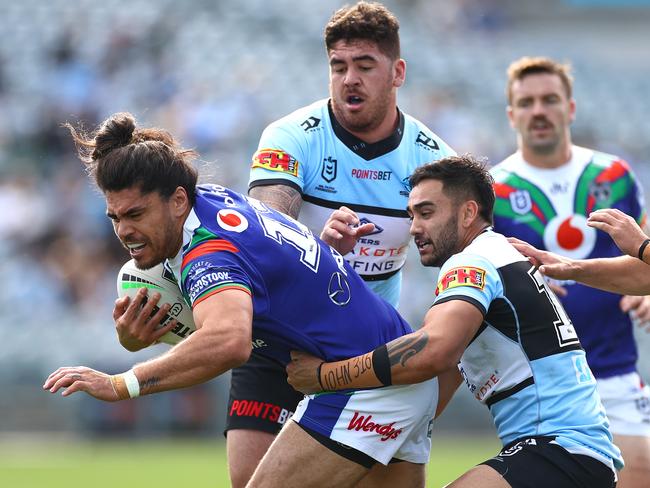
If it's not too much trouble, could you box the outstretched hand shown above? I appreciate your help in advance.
[286,351,325,394]
[508,237,579,281]
[43,366,121,401]
[320,206,375,256]
[588,208,648,259]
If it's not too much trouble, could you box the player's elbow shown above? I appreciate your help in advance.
[427,346,462,378]
[221,333,252,369]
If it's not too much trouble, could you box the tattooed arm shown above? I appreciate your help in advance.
[249,184,303,219]
[287,300,484,393]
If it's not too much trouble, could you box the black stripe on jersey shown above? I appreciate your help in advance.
[248,178,303,194]
[434,295,487,316]
[485,376,535,408]
[434,295,488,347]
[492,261,583,361]
[361,268,401,281]
[303,194,409,217]
[328,101,405,161]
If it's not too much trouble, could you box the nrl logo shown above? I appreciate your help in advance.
[322,156,337,183]
[509,190,532,215]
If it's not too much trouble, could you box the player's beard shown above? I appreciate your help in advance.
[524,117,561,155]
[331,80,394,135]
[420,214,460,268]
[133,216,181,271]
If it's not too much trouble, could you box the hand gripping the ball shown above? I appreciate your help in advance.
[113,287,176,351]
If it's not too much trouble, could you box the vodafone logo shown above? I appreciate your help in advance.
[217,209,248,233]
[543,214,596,259]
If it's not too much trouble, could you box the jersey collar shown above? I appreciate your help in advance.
[328,100,405,161]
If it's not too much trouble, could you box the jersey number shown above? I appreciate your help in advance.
[528,267,580,347]
[252,204,321,272]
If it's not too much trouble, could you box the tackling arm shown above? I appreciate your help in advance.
[287,300,483,393]
[564,255,650,296]
[510,237,650,296]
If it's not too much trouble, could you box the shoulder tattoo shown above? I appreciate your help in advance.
[249,185,302,219]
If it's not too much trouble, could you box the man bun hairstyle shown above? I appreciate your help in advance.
[66,112,198,203]
[409,154,495,225]
[325,1,400,60]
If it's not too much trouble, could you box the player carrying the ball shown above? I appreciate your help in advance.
[43,111,449,488]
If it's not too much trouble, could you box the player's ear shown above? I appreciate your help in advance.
[393,59,406,88]
[568,98,576,123]
[170,186,190,217]
[506,105,515,128]
[460,200,479,228]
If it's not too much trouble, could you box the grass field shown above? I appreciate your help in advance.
[0,435,500,487]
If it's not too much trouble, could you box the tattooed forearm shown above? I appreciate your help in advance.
[352,354,373,378]
[318,332,429,390]
[249,185,302,219]
[321,361,353,390]
[139,376,161,393]
[386,332,429,367]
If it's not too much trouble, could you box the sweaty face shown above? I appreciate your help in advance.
[408,179,461,268]
[106,188,183,270]
[328,39,402,139]
[508,73,575,155]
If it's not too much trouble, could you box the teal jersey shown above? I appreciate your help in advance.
[434,229,623,471]
[249,98,455,306]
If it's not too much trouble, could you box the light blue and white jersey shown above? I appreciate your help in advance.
[249,98,455,306]
[433,229,623,471]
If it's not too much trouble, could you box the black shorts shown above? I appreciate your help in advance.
[482,436,616,488]
[225,353,303,435]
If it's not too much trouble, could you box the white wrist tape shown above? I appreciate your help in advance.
[123,369,140,398]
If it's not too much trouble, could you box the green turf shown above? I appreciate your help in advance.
[0,436,500,487]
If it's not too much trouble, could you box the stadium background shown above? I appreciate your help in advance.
[1,0,649,485]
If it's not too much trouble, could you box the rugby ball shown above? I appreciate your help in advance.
[116,259,196,345]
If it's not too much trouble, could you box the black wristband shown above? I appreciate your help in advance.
[372,344,392,386]
[638,239,650,261]
[316,362,326,391]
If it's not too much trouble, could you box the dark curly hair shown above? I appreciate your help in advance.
[325,1,400,60]
[409,155,495,225]
[65,112,198,203]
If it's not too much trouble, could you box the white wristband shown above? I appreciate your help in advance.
[123,369,140,398]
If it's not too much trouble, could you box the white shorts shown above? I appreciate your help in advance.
[292,378,438,465]
[597,371,650,436]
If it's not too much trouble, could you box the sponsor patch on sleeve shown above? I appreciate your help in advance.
[251,149,299,177]
[435,266,486,296]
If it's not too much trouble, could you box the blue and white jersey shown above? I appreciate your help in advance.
[166,185,413,365]
[433,229,623,470]
[492,146,646,378]
[249,98,455,305]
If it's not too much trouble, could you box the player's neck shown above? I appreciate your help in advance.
[459,221,491,252]
[346,106,400,144]
[520,141,572,169]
